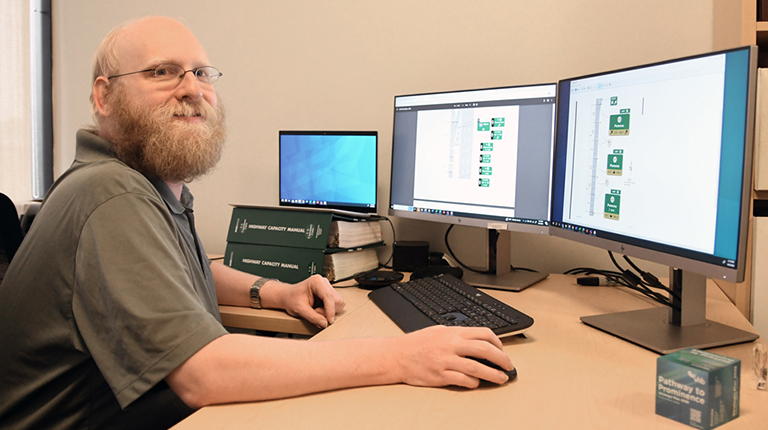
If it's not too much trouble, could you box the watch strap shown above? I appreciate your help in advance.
[250,277,276,309]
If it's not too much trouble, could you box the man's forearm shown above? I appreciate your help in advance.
[166,333,402,408]
[209,261,254,307]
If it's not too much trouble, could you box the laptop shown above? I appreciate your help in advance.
[279,130,379,219]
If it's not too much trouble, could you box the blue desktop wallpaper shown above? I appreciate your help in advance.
[280,134,377,207]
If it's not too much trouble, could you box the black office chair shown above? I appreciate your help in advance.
[20,201,39,235]
[1,193,25,280]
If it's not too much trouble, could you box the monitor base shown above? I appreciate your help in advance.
[581,307,759,355]
[463,270,548,292]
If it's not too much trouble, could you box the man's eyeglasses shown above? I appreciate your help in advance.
[107,64,223,84]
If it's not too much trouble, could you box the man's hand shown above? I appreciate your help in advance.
[259,275,346,328]
[210,263,345,328]
[391,325,513,388]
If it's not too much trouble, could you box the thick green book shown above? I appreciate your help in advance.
[226,205,383,249]
[227,206,334,250]
[224,242,323,283]
[224,242,384,283]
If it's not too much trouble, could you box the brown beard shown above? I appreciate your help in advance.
[107,84,227,182]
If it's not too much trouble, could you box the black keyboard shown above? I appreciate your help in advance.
[369,274,534,337]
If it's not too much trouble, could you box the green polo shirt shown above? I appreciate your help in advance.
[0,129,228,429]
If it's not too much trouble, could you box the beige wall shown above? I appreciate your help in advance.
[52,0,726,278]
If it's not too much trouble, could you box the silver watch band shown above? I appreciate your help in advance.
[250,277,276,309]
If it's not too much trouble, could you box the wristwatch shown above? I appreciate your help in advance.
[250,277,276,309]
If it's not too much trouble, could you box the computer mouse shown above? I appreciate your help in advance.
[470,357,517,384]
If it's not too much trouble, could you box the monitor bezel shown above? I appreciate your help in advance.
[279,130,378,214]
[549,46,757,283]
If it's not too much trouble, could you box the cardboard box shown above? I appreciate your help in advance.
[656,348,741,429]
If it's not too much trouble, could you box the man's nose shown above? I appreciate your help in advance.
[174,71,203,101]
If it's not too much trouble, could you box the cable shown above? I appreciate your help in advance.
[607,251,675,307]
[445,225,491,274]
[565,251,679,310]
[444,224,538,274]
[621,254,680,301]
[379,216,395,269]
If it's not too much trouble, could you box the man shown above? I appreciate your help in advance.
[0,17,513,429]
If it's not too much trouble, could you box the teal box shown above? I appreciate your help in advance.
[656,348,741,429]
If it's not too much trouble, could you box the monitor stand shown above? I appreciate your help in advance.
[461,229,548,292]
[580,268,759,354]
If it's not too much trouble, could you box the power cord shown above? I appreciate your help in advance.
[378,216,395,269]
[618,253,680,302]
[444,224,538,274]
[444,224,492,274]
[565,250,679,310]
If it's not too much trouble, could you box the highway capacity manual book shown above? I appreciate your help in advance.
[224,205,383,283]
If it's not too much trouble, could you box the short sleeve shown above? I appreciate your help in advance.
[72,191,227,408]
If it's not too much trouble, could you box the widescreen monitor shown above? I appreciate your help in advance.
[551,46,759,353]
[389,83,557,291]
[279,131,377,214]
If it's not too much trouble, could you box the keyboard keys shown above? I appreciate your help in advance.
[373,274,533,336]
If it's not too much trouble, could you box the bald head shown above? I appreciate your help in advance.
[112,17,210,78]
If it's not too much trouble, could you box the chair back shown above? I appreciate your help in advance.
[0,193,24,279]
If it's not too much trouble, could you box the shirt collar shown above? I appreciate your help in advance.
[150,178,194,214]
[75,129,116,163]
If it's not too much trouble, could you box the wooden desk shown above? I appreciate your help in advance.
[176,274,766,430]
[219,284,371,335]
[218,271,410,335]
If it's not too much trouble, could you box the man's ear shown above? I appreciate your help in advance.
[93,76,112,118]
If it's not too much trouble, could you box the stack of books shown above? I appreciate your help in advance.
[224,205,383,283]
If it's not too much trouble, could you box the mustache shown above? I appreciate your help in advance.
[163,99,217,120]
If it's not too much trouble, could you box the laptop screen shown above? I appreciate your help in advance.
[279,131,378,213]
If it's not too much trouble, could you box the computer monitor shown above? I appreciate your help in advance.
[550,46,760,353]
[279,130,377,214]
[389,83,557,291]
